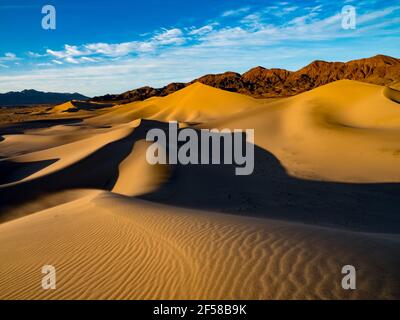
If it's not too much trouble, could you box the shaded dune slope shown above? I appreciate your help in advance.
[384,86,400,104]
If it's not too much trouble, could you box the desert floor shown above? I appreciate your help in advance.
[0,80,400,299]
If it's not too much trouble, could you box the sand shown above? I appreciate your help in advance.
[51,100,114,113]
[0,80,399,299]
[1,192,399,299]
[205,80,400,182]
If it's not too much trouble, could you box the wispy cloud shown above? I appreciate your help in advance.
[152,28,185,45]
[0,52,19,62]
[26,51,43,58]
[222,7,250,17]
[38,28,186,65]
[187,24,216,36]
[0,52,21,68]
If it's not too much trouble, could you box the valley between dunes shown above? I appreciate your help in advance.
[0,80,400,299]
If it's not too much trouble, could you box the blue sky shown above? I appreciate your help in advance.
[0,0,399,96]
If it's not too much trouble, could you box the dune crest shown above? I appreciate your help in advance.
[51,100,114,113]
[90,82,267,125]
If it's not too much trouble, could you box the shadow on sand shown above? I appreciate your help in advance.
[0,118,83,135]
[0,119,399,233]
[138,121,400,233]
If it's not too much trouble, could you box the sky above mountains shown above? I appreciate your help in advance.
[0,0,399,96]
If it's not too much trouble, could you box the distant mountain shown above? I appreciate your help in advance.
[91,54,400,103]
[0,89,89,106]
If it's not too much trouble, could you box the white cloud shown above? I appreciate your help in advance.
[84,42,136,57]
[188,24,215,36]
[198,3,400,48]
[152,28,184,45]
[241,14,263,27]
[36,62,53,67]
[47,44,89,59]
[40,28,185,65]
[0,52,20,68]
[46,49,65,59]
[0,52,19,61]
[5,52,16,59]
[65,57,80,64]
[357,6,400,24]
[27,51,46,58]
[222,7,250,17]
[80,56,100,62]
[283,6,298,13]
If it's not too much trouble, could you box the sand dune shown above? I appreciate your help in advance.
[51,100,114,113]
[0,192,399,300]
[88,82,268,125]
[112,139,170,196]
[206,80,400,182]
[1,80,400,299]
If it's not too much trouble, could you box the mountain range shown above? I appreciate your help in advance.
[0,89,88,107]
[91,54,400,104]
[2,55,399,107]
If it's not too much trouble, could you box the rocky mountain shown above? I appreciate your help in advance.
[0,89,88,106]
[90,54,400,103]
[90,83,187,104]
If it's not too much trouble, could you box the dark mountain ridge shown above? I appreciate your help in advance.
[0,89,88,106]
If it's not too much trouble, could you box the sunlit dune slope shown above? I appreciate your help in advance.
[0,121,138,188]
[88,82,267,125]
[111,139,170,196]
[204,80,400,182]
[0,192,399,300]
